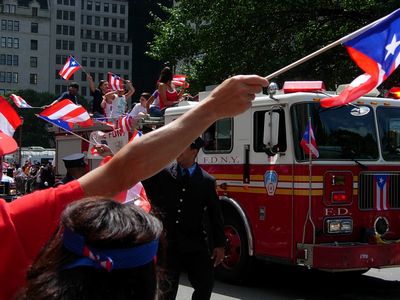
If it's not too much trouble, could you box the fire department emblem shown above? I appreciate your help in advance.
[264,170,278,196]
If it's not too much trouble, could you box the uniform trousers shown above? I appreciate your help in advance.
[159,249,214,300]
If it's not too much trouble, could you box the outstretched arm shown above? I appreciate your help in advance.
[79,75,268,197]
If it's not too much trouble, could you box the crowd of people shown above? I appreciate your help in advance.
[0,74,269,300]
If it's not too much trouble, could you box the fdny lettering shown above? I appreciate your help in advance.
[108,130,124,138]
[202,156,240,164]
[324,207,350,216]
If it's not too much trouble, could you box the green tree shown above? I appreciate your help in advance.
[148,0,400,93]
[6,90,56,148]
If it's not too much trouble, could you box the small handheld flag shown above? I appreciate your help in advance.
[300,121,319,158]
[0,96,22,136]
[59,56,81,80]
[172,74,189,88]
[108,72,124,91]
[10,94,32,108]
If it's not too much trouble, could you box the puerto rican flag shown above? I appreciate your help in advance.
[300,121,319,158]
[172,74,189,88]
[0,96,22,136]
[59,56,81,80]
[375,175,390,211]
[108,72,124,91]
[10,94,32,108]
[39,99,93,129]
[116,115,132,134]
[321,9,400,107]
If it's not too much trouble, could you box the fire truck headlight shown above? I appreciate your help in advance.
[326,218,353,234]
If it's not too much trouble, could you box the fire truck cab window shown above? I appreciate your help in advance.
[291,103,378,161]
[253,109,287,153]
[377,107,400,161]
[203,118,232,153]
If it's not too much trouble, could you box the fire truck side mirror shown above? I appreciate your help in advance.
[263,111,280,156]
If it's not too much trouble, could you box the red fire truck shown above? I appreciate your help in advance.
[164,81,400,282]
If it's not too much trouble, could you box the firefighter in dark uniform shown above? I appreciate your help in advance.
[142,137,226,300]
[54,153,87,186]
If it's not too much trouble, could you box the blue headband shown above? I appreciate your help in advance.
[62,227,159,272]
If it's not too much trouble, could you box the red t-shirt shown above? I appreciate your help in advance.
[0,180,84,300]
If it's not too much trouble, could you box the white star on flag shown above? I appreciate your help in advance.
[385,34,400,60]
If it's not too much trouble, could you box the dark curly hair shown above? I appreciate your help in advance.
[18,198,163,300]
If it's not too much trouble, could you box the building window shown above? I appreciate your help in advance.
[1,37,6,48]
[69,40,74,50]
[87,1,92,10]
[69,26,75,36]
[119,33,124,42]
[1,20,6,30]
[57,10,62,19]
[7,37,12,48]
[63,25,68,35]
[0,54,5,64]
[63,10,69,20]
[57,0,62,4]
[13,55,18,66]
[112,4,117,13]
[86,29,91,38]
[111,18,117,27]
[95,16,100,26]
[70,0,75,6]
[56,55,61,64]
[94,31,100,39]
[30,39,38,50]
[70,11,75,21]
[103,17,109,27]
[103,32,108,40]
[124,46,129,55]
[12,72,18,83]
[98,58,104,68]
[6,72,12,83]
[30,56,38,67]
[56,40,61,49]
[81,72,86,81]
[0,72,4,82]
[30,74,38,85]
[32,7,38,16]
[13,38,19,48]
[115,59,121,69]
[7,20,12,30]
[120,5,125,14]
[107,59,112,68]
[104,3,109,12]
[6,54,12,65]
[63,0,68,5]
[82,56,87,66]
[90,43,96,52]
[124,60,129,70]
[111,32,117,41]
[87,15,92,25]
[116,45,121,55]
[31,22,38,33]
[120,19,125,29]
[56,25,62,34]
[62,40,68,50]
[98,72,104,81]
[14,21,19,31]
[90,58,95,67]
[107,44,113,54]
[95,2,100,11]
[82,42,87,52]
[99,43,104,53]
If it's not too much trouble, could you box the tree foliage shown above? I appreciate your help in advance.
[6,90,56,148]
[148,0,400,93]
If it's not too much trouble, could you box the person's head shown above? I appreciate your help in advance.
[20,198,162,300]
[0,132,18,181]
[62,153,87,179]
[68,82,79,96]
[176,137,204,168]
[98,80,109,93]
[117,88,125,96]
[140,92,150,104]
[158,67,173,84]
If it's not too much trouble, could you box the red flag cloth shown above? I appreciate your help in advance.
[0,96,22,136]
[59,56,81,80]
[321,9,400,107]
[172,74,189,88]
[10,94,32,108]
[40,99,93,128]
[300,121,319,158]
[108,72,124,91]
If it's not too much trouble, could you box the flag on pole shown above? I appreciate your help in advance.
[321,9,400,107]
[39,99,93,128]
[116,115,132,134]
[0,96,22,136]
[59,56,81,80]
[108,72,124,91]
[10,94,32,108]
[300,121,319,158]
[172,74,189,88]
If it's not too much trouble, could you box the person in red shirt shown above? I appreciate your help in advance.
[0,74,268,300]
[158,67,187,111]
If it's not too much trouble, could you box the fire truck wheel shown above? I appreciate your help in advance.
[216,213,253,284]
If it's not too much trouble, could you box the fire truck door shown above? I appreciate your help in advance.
[251,107,293,259]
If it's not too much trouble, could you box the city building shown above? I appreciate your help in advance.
[0,0,51,95]
[0,0,132,104]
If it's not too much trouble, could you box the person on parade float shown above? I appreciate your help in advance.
[157,67,188,114]
[0,74,268,300]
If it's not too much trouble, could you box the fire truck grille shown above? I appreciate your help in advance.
[359,173,400,209]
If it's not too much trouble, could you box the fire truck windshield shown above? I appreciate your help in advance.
[377,106,400,161]
[291,103,379,161]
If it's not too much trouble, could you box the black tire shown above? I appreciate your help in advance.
[216,212,253,284]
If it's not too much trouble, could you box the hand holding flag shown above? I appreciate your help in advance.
[10,94,32,109]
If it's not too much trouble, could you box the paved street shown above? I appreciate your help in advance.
[176,264,400,299]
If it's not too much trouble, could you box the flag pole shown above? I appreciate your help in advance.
[265,11,391,80]
[36,114,96,145]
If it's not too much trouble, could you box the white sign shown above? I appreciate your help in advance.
[87,130,129,159]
